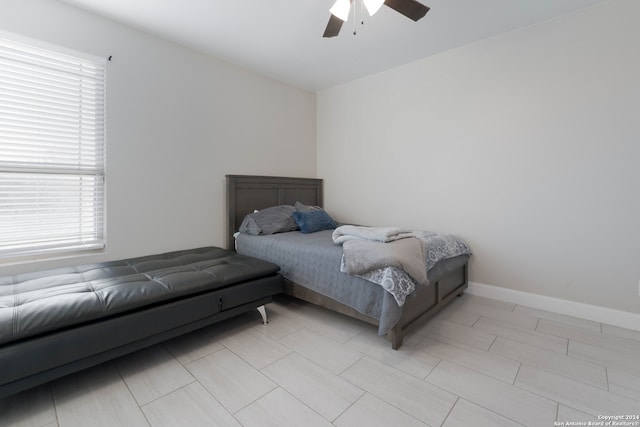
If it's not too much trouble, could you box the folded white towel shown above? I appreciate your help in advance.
[332,225,414,244]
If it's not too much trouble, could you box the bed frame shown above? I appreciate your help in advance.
[226,174,468,349]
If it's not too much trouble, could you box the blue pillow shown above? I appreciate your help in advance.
[292,209,337,234]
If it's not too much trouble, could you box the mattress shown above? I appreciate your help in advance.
[235,230,469,334]
[0,247,280,346]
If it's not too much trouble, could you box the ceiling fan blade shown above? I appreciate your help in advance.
[384,0,430,21]
[323,14,344,38]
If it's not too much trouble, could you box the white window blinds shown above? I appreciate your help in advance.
[0,34,106,259]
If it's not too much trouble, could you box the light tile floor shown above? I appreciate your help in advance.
[2,293,639,427]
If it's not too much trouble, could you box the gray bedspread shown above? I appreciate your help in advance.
[236,230,469,335]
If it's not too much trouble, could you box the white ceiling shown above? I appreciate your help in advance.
[57,0,608,91]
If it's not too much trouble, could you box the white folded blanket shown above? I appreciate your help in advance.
[332,225,414,244]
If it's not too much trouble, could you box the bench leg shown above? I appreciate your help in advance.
[257,305,268,324]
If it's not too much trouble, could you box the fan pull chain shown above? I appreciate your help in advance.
[353,0,367,35]
[353,0,357,35]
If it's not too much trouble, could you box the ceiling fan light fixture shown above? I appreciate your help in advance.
[329,0,351,21]
[363,0,385,16]
[323,0,430,38]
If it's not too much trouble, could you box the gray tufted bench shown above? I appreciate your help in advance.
[0,247,282,398]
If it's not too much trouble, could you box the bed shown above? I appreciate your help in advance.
[0,247,283,399]
[227,175,470,349]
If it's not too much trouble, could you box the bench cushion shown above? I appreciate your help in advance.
[0,247,280,346]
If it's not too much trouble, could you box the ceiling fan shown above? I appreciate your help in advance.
[323,0,430,38]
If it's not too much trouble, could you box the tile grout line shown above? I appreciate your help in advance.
[336,352,364,377]
[511,361,636,414]
[161,335,222,367]
[111,360,153,425]
[329,390,363,424]
[187,365,243,423]
[227,383,278,417]
[178,329,279,420]
[473,316,570,354]
[337,355,440,424]
[137,379,197,410]
[422,359,529,426]
[50,382,61,427]
[512,362,523,386]
[511,363,581,409]
[438,396,460,427]
[258,342,372,422]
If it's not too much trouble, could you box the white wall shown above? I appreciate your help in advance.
[318,0,640,314]
[0,0,316,275]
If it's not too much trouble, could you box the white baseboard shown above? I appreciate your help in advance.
[467,281,640,332]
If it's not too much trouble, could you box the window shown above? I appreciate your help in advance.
[0,33,106,260]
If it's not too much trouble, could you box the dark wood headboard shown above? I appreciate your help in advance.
[226,175,323,250]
